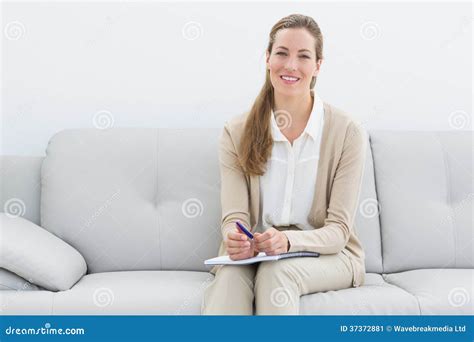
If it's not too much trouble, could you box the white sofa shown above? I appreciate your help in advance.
[0,128,472,315]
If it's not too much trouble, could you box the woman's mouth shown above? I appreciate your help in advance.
[280,75,300,85]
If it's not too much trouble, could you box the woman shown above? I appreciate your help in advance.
[202,13,367,315]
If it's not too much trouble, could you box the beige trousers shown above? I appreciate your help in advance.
[201,245,353,315]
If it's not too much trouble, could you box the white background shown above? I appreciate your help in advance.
[1,0,472,156]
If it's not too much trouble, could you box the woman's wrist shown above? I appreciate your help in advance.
[282,232,290,252]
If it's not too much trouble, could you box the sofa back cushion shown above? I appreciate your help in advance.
[41,128,222,273]
[370,131,473,273]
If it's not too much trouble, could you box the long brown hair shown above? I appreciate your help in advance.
[239,14,324,176]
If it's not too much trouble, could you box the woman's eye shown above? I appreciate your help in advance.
[275,52,309,59]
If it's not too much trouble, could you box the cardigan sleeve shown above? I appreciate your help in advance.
[218,124,252,241]
[282,121,368,254]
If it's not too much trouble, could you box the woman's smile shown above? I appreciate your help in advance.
[280,75,301,85]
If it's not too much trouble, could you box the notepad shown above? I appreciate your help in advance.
[204,251,320,266]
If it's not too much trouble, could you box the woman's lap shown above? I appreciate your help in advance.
[204,251,354,314]
[214,251,353,294]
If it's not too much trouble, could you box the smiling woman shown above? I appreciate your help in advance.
[241,14,324,172]
[202,14,368,315]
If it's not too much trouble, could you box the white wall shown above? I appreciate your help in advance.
[1,1,472,156]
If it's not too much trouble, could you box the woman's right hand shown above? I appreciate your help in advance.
[225,229,259,260]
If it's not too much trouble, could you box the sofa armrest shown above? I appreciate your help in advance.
[0,213,87,291]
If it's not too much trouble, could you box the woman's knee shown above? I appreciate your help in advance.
[254,262,300,313]
[254,261,300,293]
[202,266,256,315]
[214,265,256,290]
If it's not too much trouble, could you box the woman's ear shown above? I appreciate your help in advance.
[265,50,270,70]
[313,59,323,76]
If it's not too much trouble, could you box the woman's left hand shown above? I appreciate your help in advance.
[254,227,289,255]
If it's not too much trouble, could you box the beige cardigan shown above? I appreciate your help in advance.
[211,102,368,288]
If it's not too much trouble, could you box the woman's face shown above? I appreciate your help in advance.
[266,28,322,97]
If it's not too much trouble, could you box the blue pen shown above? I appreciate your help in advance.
[235,221,254,240]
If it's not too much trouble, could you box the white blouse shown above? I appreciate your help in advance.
[258,92,325,232]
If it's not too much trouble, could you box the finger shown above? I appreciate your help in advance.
[259,246,275,254]
[258,240,284,254]
[227,239,251,248]
[227,246,250,254]
[254,230,274,243]
[229,250,251,260]
[262,245,283,255]
[256,236,277,250]
[228,232,248,241]
[257,230,284,248]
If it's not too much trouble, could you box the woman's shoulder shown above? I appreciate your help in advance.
[324,102,366,132]
[323,101,354,126]
[221,111,250,140]
[225,111,249,130]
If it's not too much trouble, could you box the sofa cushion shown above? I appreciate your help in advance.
[53,270,213,315]
[370,131,473,273]
[299,273,419,315]
[2,271,423,315]
[383,269,474,315]
[41,128,222,273]
[0,268,41,291]
[0,290,54,315]
[0,214,87,291]
[1,270,214,315]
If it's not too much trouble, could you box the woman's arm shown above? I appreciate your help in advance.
[218,124,252,241]
[282,121,368,254]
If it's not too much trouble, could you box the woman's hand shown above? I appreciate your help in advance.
[225,230,259,260]
[254,228,289,256]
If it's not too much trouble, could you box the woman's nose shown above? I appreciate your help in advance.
[284,58,297,72]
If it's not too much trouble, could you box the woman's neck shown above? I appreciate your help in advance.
[273,91,314,128]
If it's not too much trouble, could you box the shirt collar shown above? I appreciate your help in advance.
[270,90,324,142]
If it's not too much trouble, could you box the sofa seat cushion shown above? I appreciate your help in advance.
[1,270,214,315]
[383,269,474,315]
[53,270,214,315]
[0,290,54,314]
[299,273,420,315]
